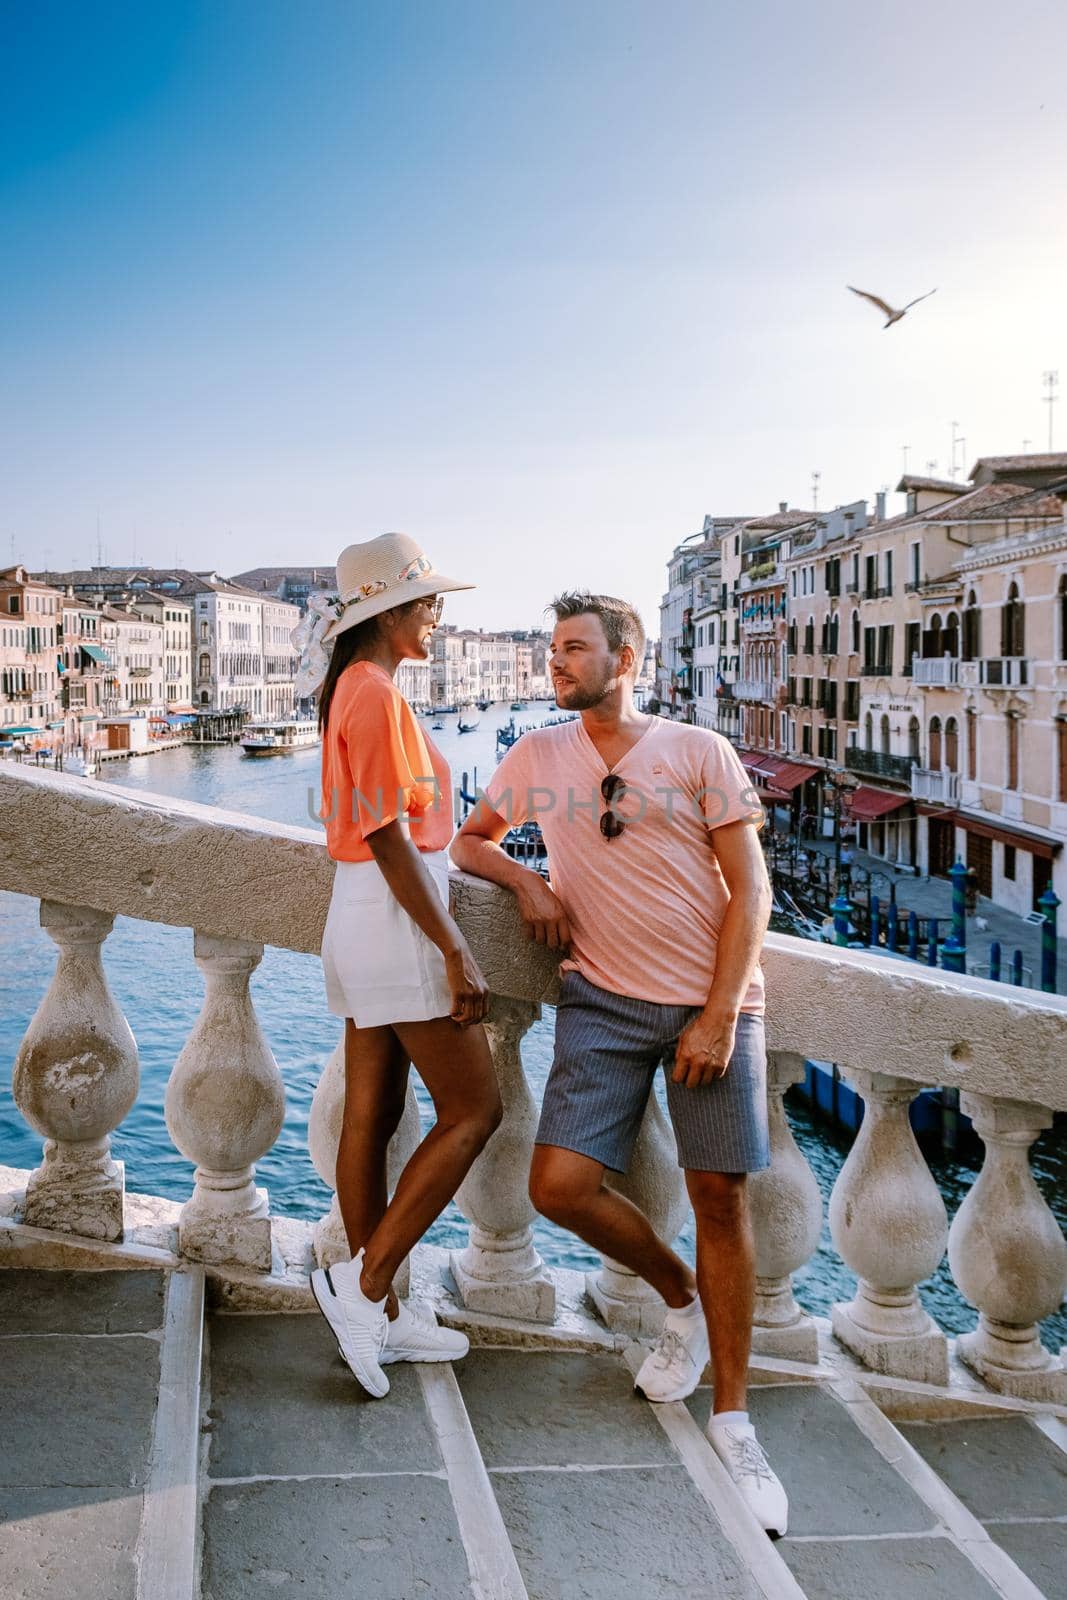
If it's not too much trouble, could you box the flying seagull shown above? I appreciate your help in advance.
[847,285,938,328]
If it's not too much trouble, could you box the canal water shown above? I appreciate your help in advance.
[3,701,1064,1347]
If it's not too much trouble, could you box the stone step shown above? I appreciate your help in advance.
[1,1269,1062,1600]
[899,1413,1067,1597]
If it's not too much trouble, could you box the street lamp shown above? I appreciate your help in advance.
[826,767,859,887]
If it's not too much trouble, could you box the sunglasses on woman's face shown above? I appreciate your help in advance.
[418,595,444,624]
[600,773,627,840]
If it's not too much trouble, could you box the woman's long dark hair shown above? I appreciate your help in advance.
[316,619,379,734]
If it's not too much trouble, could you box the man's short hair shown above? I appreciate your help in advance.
[549,592,646,675]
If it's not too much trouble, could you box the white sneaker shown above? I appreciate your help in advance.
[310,1251,390,1399]
[634,1300,709,1402]
[381,1300,471,1366]
[707,1420,789,1538]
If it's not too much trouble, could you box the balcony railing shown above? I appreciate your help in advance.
[3,762,1066,1410]
[732,677,776,702]
[911,655,960,687]
[910,767,961,805]
[844,747,918,783]
[958,658,1031,690]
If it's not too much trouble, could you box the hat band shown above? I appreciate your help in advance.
[331,552,438,621]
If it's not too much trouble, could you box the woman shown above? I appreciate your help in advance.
[292,532,502,1399]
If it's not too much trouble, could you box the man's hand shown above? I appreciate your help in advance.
[672,1009,738,1089]
[513,872,571,950]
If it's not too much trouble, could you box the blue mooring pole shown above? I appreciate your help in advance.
[988,940,1001,982]
[832,892,851,947]
[887,898,899,953]
[1039,887,1060,994]
[908,910,919,960]
[1011,948,1024,985]
[941,860,968,974]
[927,918,939,966]
[1036,889,1062,985]
[869,894,880,948]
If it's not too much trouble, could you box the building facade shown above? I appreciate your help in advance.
[0,566,61,742]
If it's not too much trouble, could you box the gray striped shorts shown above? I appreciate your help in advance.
[536,971,770,1175]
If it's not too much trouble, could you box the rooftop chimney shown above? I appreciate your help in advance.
[875,491,887,521]
[778,501,787,514]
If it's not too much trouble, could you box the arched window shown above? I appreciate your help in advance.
[1059,576,1067,663]
[198,652,210,679]
[1001,581,1025,658]
[962,589,981,661]
[804,615,815,654]
[926,612,942,660]
[865,711,873,751]
[966,708,978,781]
[880,713,891,754]
[908,715,921,761]
[851,608,860,654]
[828,611,839,654]
[200,689,209,706]
[945,716,958,773]
[929,715,942,770]
[1057,716,1067,803]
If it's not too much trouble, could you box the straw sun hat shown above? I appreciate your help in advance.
[290,532,474,699]
[323,531,474,644]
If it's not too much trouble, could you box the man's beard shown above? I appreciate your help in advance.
[555,670,619,710]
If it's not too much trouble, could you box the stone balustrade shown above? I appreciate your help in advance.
[3,763,1066,1399]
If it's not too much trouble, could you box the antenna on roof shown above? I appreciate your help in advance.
[926,459,938,475]
[96,514,103,569]
[949,420,962,479]
[901,443,911,474]
[811,470,820,514]
[1043,370,1059,450]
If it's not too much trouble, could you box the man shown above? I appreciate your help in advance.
[451,593,788,1537]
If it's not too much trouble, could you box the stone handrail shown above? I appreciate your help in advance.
[3,763,1067,1400]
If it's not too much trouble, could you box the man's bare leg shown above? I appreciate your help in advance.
[686,1169,754,1414]
[529,1144,696,1309]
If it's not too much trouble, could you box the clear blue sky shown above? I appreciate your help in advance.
[3,0,1065,631]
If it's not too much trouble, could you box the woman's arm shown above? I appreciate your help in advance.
[366,820,488,1027]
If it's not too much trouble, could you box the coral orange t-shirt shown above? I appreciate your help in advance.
[320,661,453,862]
[482,717,766,1011]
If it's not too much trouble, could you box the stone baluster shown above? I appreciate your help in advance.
[451,996,556,1323]
[307,1034,422,1297]
[164,934,285,1271]
[588,1093,688,1338]
[828,1068,949,1384]
[750,1051,823,1361]
[948,1093,1067,1402]
[13,901,139,1242]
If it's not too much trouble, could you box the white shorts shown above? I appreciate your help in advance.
[321,848,454,1028]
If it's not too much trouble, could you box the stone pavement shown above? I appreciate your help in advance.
[774,831,1067,992]
[3,1266,1067,1600]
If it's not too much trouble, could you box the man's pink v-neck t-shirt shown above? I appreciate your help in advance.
[481,717,766,1012]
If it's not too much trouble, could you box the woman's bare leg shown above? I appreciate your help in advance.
[335,1018,410,1315]
[357,1016,501,1302]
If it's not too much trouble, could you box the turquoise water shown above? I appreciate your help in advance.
[2,709,1064,1346]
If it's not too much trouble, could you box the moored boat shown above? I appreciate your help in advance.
[240,719,321,756]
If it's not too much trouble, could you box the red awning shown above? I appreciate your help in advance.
[847,786,912,821]
[773,760,819,791]
[760,785,793,803]
[738,747,778,777]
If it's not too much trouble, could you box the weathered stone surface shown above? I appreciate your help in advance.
[456,1349,675,1468]
[202,1476,470,1600]
[985,1520,1067,1595]
[0,1268,164,1334]
[0,1487,142,1600]
[6,767,1067,1111]
[899,1416,1067,1521]
[686,1382,936,1537]
[492,1464,760,1600]
[778,1534,1002,1599]
[207,1313,441,1478]
[0,1335,159,1487]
